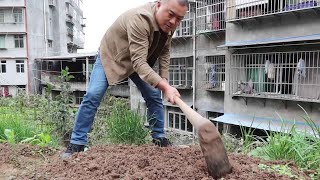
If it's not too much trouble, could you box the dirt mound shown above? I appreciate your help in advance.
[0,144,310,180]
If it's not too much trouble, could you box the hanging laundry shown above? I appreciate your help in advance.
[297,58,306,77]
[268,63,275,80]
[210,64,217,88]
[265,60,270,74]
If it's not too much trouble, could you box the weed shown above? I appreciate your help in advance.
[105,100,149,145]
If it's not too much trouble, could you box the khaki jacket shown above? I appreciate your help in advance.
[100,2,172,87]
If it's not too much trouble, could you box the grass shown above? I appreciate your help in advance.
[105,101,149,145]
[250,113,320,179]
[0,107,37,143]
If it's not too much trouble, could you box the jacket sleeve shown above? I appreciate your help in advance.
[158,37,171,80]
[127,15,163,87]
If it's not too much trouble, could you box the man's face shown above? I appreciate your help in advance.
[155,0,188,33]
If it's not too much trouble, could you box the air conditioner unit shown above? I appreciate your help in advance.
[49,0,56,7]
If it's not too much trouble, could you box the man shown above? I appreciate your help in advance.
[62,0,188,158]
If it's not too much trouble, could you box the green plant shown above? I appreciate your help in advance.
[105,100,149,145]
[299,105,320,138]
[250,115,320,179]
[239,120,258,153]
[258,164,298,179]
[0,112,36,143]
[21,132,52,147]
[1,129,16,144]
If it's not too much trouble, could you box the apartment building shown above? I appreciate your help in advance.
[130,0,320,135]
[0,0,85,97]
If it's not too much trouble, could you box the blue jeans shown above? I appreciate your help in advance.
[70,52,165,145]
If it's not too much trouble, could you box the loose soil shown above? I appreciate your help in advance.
[0,143,310,180]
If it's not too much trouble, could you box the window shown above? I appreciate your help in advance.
[0,35,5,48]
[167,107,193,133]
[0,10,4,23]
[48,40,53,48]
[16,60,25,73]
[231,51,320,102]
[0,60,6,73]
[169,57,193,88]
[202,55,226,91]
[14,35,24,48]
[13,9,23,23]
[17,85,26,94]
[75,91,85,104]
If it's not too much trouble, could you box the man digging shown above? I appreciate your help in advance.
[62,0,188,158]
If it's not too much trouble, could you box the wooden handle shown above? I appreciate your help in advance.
[173,96,210,130]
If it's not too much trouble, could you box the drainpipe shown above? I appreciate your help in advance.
[192,2,197,143]
[85,56,89,89]
[24,0,30,95]
[43,0,48,55]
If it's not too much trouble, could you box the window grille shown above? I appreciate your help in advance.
[174,9,193,37]
[169,57,193,89]
[167,107,193,133]
[231,51,320,102]
[75,91,85,104]
[201,55,226,91]
[197,0,226,32]
[226,0,320,21]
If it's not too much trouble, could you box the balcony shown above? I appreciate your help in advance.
[173,11,193,38]
[226,0,320,22]
[40,72,87,91]
[230,50,320,103]
[200,55,226,91]
[197,0,226,33]
[169,57,193,89]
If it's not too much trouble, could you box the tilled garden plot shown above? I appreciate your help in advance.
[0,143,310,180]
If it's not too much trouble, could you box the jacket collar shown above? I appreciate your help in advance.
[149,2,160,31]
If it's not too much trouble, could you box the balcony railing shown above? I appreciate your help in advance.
[169,57,193,89]
[200,55,226,91]
[231,50,320,102]
[226,0,320,22]
[197,0,226,33]
[173,10,193,38]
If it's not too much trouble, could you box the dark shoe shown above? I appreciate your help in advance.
[60,143,85,158]
[152,137,172,147]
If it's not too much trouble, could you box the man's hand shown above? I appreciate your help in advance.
[156,79,180,104]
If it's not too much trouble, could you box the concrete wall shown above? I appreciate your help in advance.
[224,10,320,125]
[226,11,320,43]
[0,0,24,7]
[0,59,27,85]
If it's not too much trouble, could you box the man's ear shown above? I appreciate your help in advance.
[156,1,161,8]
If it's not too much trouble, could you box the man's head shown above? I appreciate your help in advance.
[155,0,188,33]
